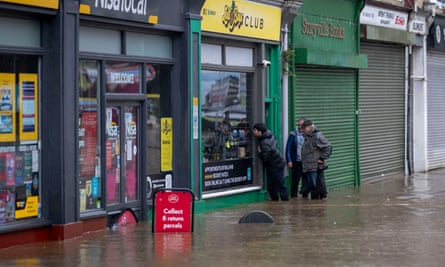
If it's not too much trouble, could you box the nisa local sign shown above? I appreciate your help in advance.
[201,0,281,41]
[80,0,149,23]
[0,0,59,9]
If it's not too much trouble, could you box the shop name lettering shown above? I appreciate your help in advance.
[94,0,147,15]
[301,19,345,39]
[220,4,264,32]
[378,10,405,26]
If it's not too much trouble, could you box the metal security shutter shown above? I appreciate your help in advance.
[359,42,405,179]
[427,51,445,170]
[294,68,357,188]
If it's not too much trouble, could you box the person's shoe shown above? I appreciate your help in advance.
[302,194,308,199]
[321,196,328,200]
[281,197,290,201]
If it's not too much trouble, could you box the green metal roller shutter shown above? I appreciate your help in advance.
[294,68,358,188]
[427,51,445,170]
[359,42,405,179]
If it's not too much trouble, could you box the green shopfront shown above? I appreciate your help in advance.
[289,0,367,188]
[197,0,284,208]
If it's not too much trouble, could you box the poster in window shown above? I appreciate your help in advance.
[0,73,16,142]
[160,117,172,172]
[79,111,97,177]
[19,74,38,141]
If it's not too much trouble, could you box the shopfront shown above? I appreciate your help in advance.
[0,0,59,247]
[78,0,194,225]
[290,0,367,188]
[359,4,415,179]
[425,16,445,170]
[199,0,282,204]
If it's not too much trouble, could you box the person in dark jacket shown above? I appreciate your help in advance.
[301,119,332,200]
[253,123,289,201]
[285,118,308,198]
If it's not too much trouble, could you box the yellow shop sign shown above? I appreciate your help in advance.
[201,0,281,41]
[0,0,59,9]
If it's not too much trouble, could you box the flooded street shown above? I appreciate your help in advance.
[1,169,445,267]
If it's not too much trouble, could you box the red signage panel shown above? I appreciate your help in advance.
[153,191,193,232]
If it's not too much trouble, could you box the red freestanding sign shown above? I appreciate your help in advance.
[153,189,194,233]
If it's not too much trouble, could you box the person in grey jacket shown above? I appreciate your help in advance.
[253,123,289,201]
[301,119,332,200]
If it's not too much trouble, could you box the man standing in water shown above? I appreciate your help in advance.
[253,123,289,201]
[301,119,332,200]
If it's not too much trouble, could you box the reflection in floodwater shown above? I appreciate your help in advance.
[2,169,445,266]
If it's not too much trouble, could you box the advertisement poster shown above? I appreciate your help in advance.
[14,152,24,185]
[79,111,97,177]
[202,158,252,191]
[0,189,15,223]
[19,73,38,141]
[160,118,172,172]
[0,153,5,186]
[153,191,193,232]
[0,73,15,142]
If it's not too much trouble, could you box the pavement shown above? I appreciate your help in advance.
[1,168,445,267]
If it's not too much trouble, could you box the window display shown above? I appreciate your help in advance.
[201,70,253,191]
[78,60,101,211]
[145,64,172,198]
[0,54,40,224]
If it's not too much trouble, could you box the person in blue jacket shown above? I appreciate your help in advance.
[285,118,308,198]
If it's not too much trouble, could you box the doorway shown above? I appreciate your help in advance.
[105,102,141,213]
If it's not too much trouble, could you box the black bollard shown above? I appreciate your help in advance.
[238,210,274,224]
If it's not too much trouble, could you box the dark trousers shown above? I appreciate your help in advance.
[266,167,289,201]
[306,170,327,199]
[290,161,308,197]
[317,170,327,198]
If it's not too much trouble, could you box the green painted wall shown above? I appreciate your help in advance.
[291,0,366,68]
[288,0,365,189]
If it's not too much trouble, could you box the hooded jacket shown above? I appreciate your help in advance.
[285,127,304,163]
[258,130,285,170]
[301,126,332,173]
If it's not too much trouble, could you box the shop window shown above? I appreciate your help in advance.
[0,54,40,224]
[145,64,172,195]
[0,17,40,48]
[202,44,222,65]
[126,33,172,59]
[201,70,253,191]
[79,26,121,54]
[78,60,102,211]
[225,46,253,67]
